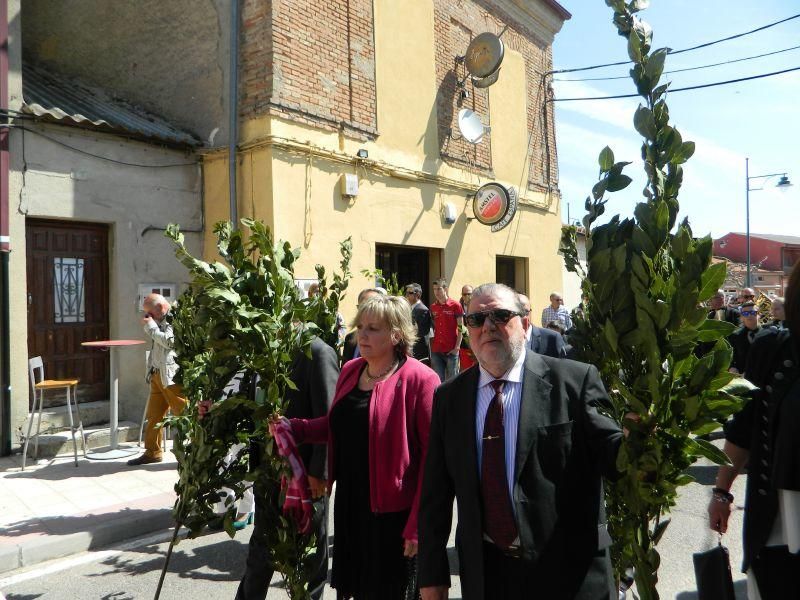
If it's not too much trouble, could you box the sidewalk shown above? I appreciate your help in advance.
[0,443,178,574]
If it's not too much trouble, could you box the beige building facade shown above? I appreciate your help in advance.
[205,0,571,317]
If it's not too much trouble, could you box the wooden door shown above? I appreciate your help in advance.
[26,219,109,405]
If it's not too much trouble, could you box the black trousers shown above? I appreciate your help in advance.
[236,480,329,600]
[481,542,614,600]
[750,545,800,600]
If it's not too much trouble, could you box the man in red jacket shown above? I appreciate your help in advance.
[430,278,463,382]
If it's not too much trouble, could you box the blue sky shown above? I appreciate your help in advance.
[552,0,799,239]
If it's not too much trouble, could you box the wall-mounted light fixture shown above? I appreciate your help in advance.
[356,149,369,159]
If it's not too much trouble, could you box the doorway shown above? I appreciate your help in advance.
[496,255,527,294]
[375,244,433,305]
[26,219,109,405]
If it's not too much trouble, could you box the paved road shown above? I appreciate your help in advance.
[0,510,464,599]
[1,450,747,599]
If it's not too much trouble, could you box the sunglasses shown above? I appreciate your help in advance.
[740,310,758,317]
[464,309,524,328]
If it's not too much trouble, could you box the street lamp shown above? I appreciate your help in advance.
[745,158,792,287]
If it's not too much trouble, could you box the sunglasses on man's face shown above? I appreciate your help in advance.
[464,309,524,328]
[740,309,758,317]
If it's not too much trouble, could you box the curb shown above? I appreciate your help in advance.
[0,505,175,574]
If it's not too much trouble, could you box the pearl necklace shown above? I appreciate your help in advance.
[365,359,398,381]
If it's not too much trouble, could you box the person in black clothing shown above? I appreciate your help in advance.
[235,336,340,600]
[769,297,787,329]
[727,301,762,374]
[709,264,800,599]
[708,289,740,326]
[404,283,432,363]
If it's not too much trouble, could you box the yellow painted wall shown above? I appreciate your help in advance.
[210,0,565,320]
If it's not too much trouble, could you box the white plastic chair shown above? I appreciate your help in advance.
[24,356,86,470]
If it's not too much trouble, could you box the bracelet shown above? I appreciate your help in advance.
[712,487,734,503]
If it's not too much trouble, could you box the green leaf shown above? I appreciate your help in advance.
[696,319,735,342]
[604,319,619,353]
[720,377,758,396]
[592,178,609,200]
[607,174,633,192]
[672,141,696,165]
[652,518,670,544]
[633,105,657,140]
[645,48,668,86]
[690,437,731,466]
[599,146,615,172]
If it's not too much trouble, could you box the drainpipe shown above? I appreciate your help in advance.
[1,0,12,456]
[228,0,239,228]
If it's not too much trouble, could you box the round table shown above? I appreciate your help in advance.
[81,339,146,459]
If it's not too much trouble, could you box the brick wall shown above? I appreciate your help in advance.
[240,0,377,139]
[433,0,559,190]
[239,0,559,190]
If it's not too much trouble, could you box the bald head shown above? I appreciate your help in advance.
[143,293,170,320]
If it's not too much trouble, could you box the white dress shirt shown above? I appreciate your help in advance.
[475,350,526,502]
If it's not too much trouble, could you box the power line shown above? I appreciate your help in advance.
[554,44,800,82]
[0,123,198,168]
[551,13,800,75]
[551,65,800,102]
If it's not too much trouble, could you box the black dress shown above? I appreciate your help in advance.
[329,382,410,600]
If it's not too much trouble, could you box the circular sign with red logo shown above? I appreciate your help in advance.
[473,183,518,231]
[473,183,510,226]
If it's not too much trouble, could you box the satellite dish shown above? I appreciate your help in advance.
[457,109,489,144]
[465,32,504,79]
[472,69,500,89]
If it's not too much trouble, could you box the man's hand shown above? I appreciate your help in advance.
[308,476,327,499]
[142,315,155,327]
[420,586,448,600]
[448,347,459,356]
[708,494,733,533]
[197,400,212,420]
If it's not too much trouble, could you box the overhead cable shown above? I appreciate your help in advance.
[551,65,800,102]
[554,44,800,82]
[551,13,800,75]
[0,123,198,167]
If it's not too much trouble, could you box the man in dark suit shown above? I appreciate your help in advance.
[708,289,740,326]
[236,336,339,600]
[405,282,433,362]
[418,283,623,600]
[519,293,566,358]
[726,300,763,375]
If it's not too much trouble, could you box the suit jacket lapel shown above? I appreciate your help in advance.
[514,351,552,484]
[458,366,482,484]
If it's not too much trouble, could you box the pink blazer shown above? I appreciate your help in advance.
[290,356,439,541]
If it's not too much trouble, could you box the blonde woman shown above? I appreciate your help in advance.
[290,295,440,599]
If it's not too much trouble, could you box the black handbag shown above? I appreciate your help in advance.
[693,538,736,600]
[403,556,421,600]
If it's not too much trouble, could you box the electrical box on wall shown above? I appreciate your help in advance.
[340,173,359,197]
[442,202,457,225]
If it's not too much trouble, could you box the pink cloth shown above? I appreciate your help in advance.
[290,356,440,542]
[269,419,313,535]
